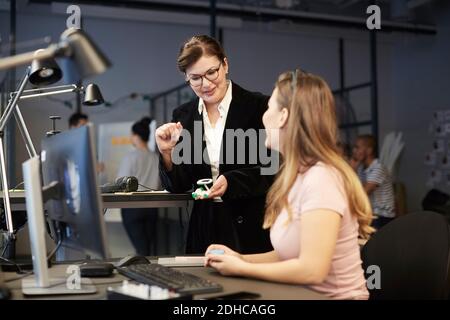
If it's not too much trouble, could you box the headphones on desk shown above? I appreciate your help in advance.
[100,176,139,193]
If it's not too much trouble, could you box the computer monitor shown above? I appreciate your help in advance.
[21,123,109,295]
[40,123,109,260]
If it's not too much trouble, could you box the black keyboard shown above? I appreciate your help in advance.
[117,263,223,295]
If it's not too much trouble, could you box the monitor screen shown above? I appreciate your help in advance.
[40,124,109,259]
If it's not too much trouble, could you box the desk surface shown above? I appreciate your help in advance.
[102,192,191,208]
[3,262,327,300]
[1,191,192,210]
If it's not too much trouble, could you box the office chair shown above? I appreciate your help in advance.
[361,211,450,300]
[422,189,450,223]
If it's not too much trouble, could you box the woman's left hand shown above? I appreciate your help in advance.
[206,253,248,276]
[208,175,228,198]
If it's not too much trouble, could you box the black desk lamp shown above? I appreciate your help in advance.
[1,80,105,261]
[29,51,63,86]
[0,54,63,265]
[0,28,110,268]
[0,27,110,295]
[83,83,104,106]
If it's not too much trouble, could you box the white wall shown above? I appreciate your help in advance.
[392,1,450,211]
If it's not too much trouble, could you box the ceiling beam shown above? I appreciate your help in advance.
[28,0,436,35]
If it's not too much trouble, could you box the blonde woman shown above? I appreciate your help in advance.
[205,70,374,300]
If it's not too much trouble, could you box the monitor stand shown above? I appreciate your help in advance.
[21,276,95,296]
[21,157,96,296]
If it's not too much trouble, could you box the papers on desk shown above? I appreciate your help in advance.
[158,256,205,267]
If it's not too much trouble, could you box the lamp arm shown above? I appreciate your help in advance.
[10,84,78,98]
[0,43,66,71]
[17,85,79,100]
[0,67,30,132]
[0,67,32,237]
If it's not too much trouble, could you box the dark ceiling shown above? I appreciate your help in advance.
[23,0,441,33]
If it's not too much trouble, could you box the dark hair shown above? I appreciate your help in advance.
[337,141,351,159]
[357,134,377,156]
[177,35,226,73]
[132,117,153,142]
[68,112,88,128]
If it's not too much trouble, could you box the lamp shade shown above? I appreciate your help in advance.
[29,50,62,86]
[83,83,104,106]
[59,28,111,79]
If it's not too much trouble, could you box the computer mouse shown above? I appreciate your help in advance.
[115,255,151,268]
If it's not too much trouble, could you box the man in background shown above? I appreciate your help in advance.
[68,112,88,129]
[352,134,396,230]
[68,112,104,173]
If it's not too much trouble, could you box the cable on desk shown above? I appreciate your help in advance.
[0,239,27,274]
[0,240,9,257]
[0,256,27,274]
[3,271,34,284]
[1,235,61,275]
[6,278,67,290]
[46,238,62,262]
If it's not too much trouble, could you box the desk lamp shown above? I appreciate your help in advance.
[0,28,109,270]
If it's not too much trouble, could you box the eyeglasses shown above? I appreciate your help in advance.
[186,62,222,87]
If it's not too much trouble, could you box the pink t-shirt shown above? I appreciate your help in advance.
[270,162,369,300]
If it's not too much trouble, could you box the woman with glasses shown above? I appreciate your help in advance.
[156,35,274,254]
[205,70,373,300]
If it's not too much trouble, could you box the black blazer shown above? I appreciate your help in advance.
[160,82,275,254]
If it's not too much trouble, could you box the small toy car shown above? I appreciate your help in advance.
[191,187,209,199]
[191,178,213,200]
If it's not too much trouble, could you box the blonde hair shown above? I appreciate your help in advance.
[263,70,374,239]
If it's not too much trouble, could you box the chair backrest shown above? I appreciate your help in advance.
[361,211,450,300]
